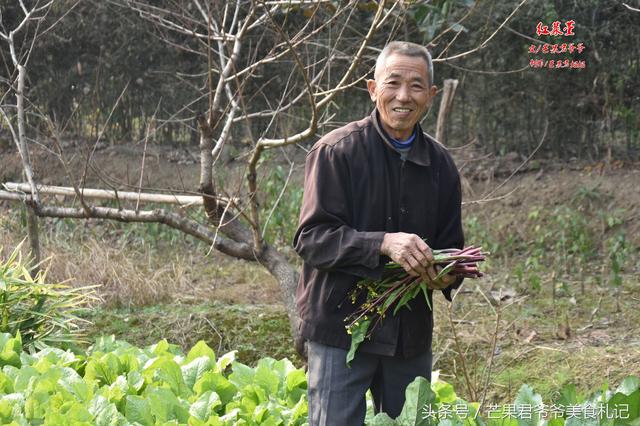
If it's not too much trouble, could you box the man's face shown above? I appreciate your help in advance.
[367,53,437,140]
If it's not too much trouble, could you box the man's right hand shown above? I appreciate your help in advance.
[380,232,454,290]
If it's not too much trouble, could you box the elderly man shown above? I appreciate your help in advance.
[293,41,464,425]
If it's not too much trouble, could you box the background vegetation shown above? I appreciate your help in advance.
[1,0,638,159]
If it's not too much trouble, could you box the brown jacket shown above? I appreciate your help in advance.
[293,110,464,358]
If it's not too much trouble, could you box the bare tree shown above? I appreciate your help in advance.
[0,0,530,359]
[0,0,59,270]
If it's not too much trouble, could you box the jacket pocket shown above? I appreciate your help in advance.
[323,285,348,310]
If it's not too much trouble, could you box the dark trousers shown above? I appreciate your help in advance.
[307,341,432,426]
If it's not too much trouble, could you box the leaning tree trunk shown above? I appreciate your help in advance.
[258,246,304,358]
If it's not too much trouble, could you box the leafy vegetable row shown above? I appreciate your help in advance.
[0,332,306,425]
[0,332,637,425]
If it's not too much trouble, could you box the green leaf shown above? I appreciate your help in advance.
[607,389,640,421]
[125,395,153,426]
[369,412,397,425]
[193,371,237,405]
[182,356,213,390]
[252,404,269,424]
[0,370,14,394]
[462,400,484,425]
[189,390,222,421]
[285,369,306,393]
[146,387,190,423]
[220,407,240,423]
[33,347,78,367]
[617,376,640,396]
[186,341,216,364]
[564,409,598,426]
[346,318,372,367]
[127,370,145,394]
[240,383,267,408]
[270,358,296,380]
[0,332,22,368]
[432,381,457,404]
[420,282,432,312]
[487,418,519,426]
[149,339,170,355]
[25,389,52,421]
[514,384,543,425]
[433,262,456,282]
[396,376,436,426]
[88,395,127,426]
[393,288,416,315]
[216,351,236,373]
[58,368,92,403]
[143,357,191,398]
[0,399,15,424]
[85,353,122,386]
[254,359,280,395]
[557,383,578,406]
[0,393,27,425]
[43,401,94,425]
[288,392,308,424]
[105,375,129,406]
[229,362,256,389]
[12,365,38,392]
[382,287,404,312]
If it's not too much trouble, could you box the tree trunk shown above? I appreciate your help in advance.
[258,246,305,359]
[25,205,41,275]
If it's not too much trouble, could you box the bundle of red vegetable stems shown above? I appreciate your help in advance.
[344,245,488,365]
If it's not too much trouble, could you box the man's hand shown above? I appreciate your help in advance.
[429,264,456,290]
[380,232,455,290]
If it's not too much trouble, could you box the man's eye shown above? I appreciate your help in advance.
[386,81,399,86]
[412,84,424,89]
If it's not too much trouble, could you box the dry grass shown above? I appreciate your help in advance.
[51,239,191,306]
[0,211,281,308]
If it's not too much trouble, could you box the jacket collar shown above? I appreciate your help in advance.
[371,109,431,166]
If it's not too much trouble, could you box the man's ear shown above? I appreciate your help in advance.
[426,85,437,108]
[366,79,377,102]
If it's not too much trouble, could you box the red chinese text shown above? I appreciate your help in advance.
[528,43,585,54]
[536,20,576,37]
[529,59,586,69]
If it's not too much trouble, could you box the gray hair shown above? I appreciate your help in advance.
[374,41,434,87]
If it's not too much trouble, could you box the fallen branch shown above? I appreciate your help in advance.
[2,182,237,207]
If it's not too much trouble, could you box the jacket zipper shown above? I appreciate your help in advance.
[399,158,406,226]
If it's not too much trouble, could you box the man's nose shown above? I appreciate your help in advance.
[396,84,411,101]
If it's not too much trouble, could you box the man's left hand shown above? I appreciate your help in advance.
[425,265,455,290]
